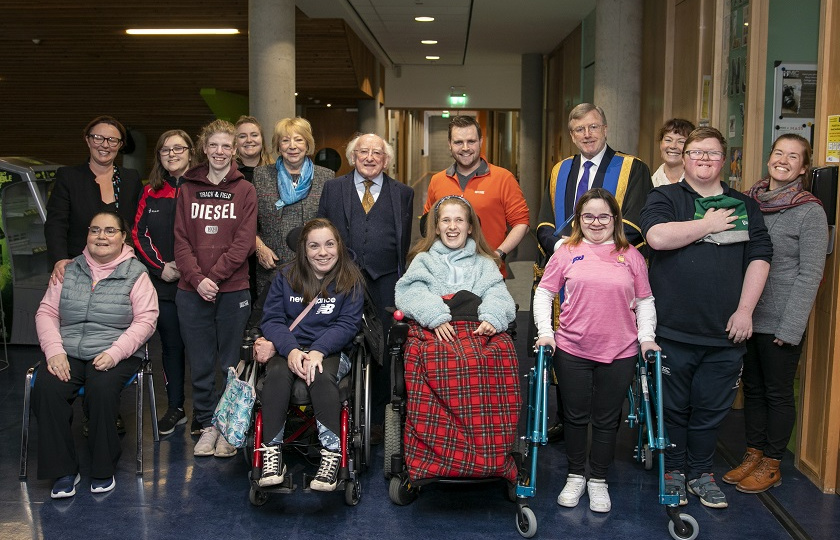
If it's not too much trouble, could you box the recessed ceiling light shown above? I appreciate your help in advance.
[421,40,438,45]
[415,16,435,22]
[326,103,332,108]
[426,55,440,60]
[294,92,298,96]
[126,28,240,35]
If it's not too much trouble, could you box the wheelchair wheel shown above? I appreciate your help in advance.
[388,476,418,506]
[344,479,362,506]
[668,513,699,540]
[383,404,401,479]
[515,505,537,538]
[353,345,372,470]
[249,486,268,507]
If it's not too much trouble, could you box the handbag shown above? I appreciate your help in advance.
[212,359,257,448]
[212,295,319,447]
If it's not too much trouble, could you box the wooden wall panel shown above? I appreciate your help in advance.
[639,0,668,169]
[301,107,359,178]
[672,0,702,122]
[0,3,374,173]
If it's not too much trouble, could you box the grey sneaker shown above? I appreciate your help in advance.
[688,473,728,508]
[214,433,238,458]
[310,449,341,492]
[258,444,286,487]
[587,478,611,513]
[194,426,219,457]
[665,470,688,506]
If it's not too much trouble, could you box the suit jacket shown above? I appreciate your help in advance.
[45,163,142,267]
[317,172,414,277]
[536,145,652,256]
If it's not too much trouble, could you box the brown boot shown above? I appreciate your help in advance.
[736,457,782,493]
[722,447,763,484]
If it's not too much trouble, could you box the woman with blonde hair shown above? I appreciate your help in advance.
[252,117,334,296]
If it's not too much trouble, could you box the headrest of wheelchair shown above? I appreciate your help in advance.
[286,227,303,252]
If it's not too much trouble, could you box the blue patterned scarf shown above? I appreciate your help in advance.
[275,157,313,209]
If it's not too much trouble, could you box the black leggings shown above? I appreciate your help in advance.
[261,353,341,445]
[555,349,635,479]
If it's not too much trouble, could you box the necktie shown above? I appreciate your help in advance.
[575,161,594,207]
[362,180,374,214]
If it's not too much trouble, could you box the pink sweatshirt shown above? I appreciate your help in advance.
[36,245,159,364]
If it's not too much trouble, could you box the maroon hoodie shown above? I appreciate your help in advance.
[174,161,256,293]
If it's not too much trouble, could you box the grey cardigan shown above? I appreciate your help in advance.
[394,238,516,331]
[253,162,334,296]
[752,202,828,345]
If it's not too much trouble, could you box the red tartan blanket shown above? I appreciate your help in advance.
[403,320,521,483]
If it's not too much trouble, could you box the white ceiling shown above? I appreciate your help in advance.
[298,0,596,66]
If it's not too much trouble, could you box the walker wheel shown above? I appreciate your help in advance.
[249,486,268,506]
[345,479,361,506]
[642,443,653,471]
[668,513,699,540]
[516,505,537,538]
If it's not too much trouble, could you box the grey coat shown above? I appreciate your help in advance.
[752,202,828,345]
[253,162,334,296]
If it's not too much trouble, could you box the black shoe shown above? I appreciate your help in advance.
[157,408,187,435]
[190,417,202,436]
[547,421,564,443]
[370,424,384,446]
[82,414,125,437]
[257,444,286,487]
[310,449,341,492]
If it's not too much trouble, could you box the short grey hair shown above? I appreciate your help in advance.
[568,103,607,131]
[345,133,395,166]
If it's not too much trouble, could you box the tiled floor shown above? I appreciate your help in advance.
[2,308,839,540]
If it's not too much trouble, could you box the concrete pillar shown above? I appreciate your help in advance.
[358,61,386,136]
[249,0,296,129]
[519,54,544,240]
[593,0,643,156]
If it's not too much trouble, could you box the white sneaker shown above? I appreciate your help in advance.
[587,478,611,512]
[194,426,220,457]
[557,474,586,507]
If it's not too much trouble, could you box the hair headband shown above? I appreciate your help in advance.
[434,195,472,217]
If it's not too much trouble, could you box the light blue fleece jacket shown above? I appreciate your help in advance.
[394,238,516,331]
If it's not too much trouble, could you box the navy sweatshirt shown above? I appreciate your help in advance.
[260,270,363,357]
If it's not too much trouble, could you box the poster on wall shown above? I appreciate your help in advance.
[827,115,840,163]
[773,63,817,120]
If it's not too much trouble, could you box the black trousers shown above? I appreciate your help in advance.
[555,349,635,479]
[158,299,186,410]
[32,355,141,480]
[261,353,341,445]
[659,337,744,477]
[365,270,399,425]
[743,333,802,460]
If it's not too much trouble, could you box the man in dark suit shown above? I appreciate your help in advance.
[317,133,414,433]
[535,103,653,442]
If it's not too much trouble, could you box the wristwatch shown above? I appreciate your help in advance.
[495,249,507,261]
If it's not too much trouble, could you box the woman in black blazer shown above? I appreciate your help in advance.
[45,115,142,283]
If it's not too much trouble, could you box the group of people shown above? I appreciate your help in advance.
[30,106,827,520]
[534,104,827,514]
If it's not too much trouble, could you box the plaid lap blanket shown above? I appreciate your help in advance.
[403,320,521,483]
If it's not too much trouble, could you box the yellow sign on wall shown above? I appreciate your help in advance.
[827,115,840,163]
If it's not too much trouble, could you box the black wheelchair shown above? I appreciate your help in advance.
[242,327,373,507]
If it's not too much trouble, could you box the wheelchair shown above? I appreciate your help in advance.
[626,350,699,540]
[383,303,538,537]
[242,327,373,507]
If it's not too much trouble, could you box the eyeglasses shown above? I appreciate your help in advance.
[580,213,614,225]
[355,148,385,160]
[88,226,123,238]
[87,134,122,147]
[159,145,190,156]
[684,149,726,161]
[571,124,604,136]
